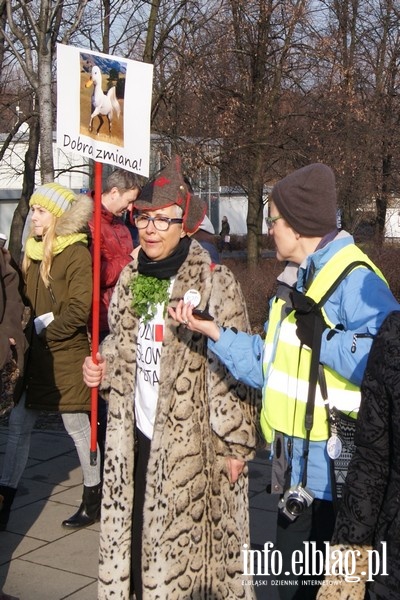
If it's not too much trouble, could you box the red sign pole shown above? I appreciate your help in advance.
[90,160,102,465]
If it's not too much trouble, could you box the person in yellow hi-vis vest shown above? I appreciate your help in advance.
[170,163,400,600]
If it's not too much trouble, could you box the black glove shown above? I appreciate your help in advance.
[290,289,328,348]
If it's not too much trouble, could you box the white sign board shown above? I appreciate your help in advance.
[56,44,153,176]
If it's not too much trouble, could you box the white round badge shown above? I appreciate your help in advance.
[327,435,342,460]
[183,289,201,308]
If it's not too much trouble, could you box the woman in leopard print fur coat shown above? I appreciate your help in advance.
[83,156,260,600]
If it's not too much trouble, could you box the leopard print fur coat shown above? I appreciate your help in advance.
[98,240,260,600]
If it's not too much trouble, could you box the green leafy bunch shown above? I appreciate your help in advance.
[129,274,170,324]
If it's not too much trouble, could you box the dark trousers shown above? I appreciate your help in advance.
[97,395,107,477]
[96,330,109,479]
[276,498,336,600]
[130,427,151,600]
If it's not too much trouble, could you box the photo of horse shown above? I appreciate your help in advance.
[79,53,127,146]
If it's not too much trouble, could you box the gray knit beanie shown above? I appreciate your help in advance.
[271,163,337,236]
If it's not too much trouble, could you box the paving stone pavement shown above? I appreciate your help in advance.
[0,422,279,600]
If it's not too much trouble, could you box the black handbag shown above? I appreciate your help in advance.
[327,406,357,505]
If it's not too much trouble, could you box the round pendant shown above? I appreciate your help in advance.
[327,435,342,460]
[183,289,201,308]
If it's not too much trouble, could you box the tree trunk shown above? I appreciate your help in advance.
[0,2,6,82]
[37,23,54,182]
[375,153,392,241]
[143,0,161,63]
[246,185,264,266]
[9,116,40,265]
[102,0,110,53]
[246,154,265,267]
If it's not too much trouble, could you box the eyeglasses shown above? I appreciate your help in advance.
[265,215,282,229]
[135,215,184,231]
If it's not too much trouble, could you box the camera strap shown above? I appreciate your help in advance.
[300,259,374,490]
[300,316,324,488]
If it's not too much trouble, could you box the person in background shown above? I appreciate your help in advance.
[317,309,400,600]
[181,175,220,262]
[218,214,231,252]
[0,245,27,415]
[83,155,259,600]
[87,168,142,466]
[0,183,101,532]
[124,204,140,247]
[171,163,400,600]
[0,245,26,600]
[88,168,142,340]
[192,214,220,263]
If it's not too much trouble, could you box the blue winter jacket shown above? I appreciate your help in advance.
[209,232,400,500]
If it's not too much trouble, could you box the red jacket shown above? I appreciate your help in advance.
[88,206,133,334]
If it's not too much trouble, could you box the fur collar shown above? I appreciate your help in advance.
[54,194,92,237]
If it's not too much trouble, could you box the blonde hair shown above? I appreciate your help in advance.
[23,213,57,288]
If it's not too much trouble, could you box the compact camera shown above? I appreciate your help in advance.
[278,485,315,522]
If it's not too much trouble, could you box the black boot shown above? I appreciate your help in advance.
[0,485,17,531]
[61,483,101,529]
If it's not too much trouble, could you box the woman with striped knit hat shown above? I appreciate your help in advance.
[0,183,101,531]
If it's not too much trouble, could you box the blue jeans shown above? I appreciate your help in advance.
[0,393,101,488]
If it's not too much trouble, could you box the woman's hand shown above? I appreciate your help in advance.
[83,352,106,387]
[168,299,221,341]
[226,457,245,484]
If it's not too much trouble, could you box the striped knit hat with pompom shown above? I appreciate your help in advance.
[29,183,76,218]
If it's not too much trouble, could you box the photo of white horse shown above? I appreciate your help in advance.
[80,54,126,145]
[85,65,121,136]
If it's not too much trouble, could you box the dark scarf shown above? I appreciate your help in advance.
[137,236,192,280]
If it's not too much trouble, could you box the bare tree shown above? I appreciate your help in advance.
[3,0,400,264]
[196,0,311,265]
[0,0,89,261]
[303,0,400,237]
[8,116,40,262]
[120,0,316,264]
[2,0,89,181]
[361,0,400,238]
[74,0,150,56]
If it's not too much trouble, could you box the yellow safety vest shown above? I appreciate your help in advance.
[260,244,387,444]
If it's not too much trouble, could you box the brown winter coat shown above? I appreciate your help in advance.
[0,250,27,416]
[23,197,93,412]
[0,250,27,371]
[98,239,260,600]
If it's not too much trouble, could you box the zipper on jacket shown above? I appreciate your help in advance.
[351,332,373,353]
[49,285,56,304]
